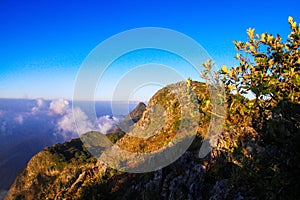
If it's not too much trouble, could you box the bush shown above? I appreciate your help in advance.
[221,16,300,130]
[203,16,300,199]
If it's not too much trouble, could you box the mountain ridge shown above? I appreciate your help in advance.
[5,80,299,199]
[5,80,209,200]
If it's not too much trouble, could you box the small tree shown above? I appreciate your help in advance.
[207,16,300,199]
[221,16,300,130]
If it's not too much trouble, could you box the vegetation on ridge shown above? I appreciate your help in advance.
[201,16,300,199]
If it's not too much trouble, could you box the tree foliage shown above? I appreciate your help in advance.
[202,16,300,199]
[220,16,300,129]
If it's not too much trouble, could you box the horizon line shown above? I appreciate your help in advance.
[0,97,147,103]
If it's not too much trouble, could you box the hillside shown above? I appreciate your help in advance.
[5,80,300,199]
[3,99,147,200]
[5,80,210,199]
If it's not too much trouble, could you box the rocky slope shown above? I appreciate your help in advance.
[5,80,300,199]
[6,80,210,200]
[4,100,148,200]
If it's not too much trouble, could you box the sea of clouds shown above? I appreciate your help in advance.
[0,98,129,140]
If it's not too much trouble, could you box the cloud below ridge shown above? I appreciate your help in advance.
[0,98,126,141]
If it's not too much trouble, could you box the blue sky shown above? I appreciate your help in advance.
[0,0,299,100]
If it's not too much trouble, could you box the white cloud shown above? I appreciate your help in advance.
[31,98,46,113]
[31,107,38,113]
[37,98,44,107]
[55,107,95,138]
[54,106,119,138]
[14,115,24,124]
[49,99,69,115]
[97,115,119,134]
[1,98,124,140]
[73,107,95,134]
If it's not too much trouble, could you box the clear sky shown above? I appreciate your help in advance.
[0,0,299,100]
